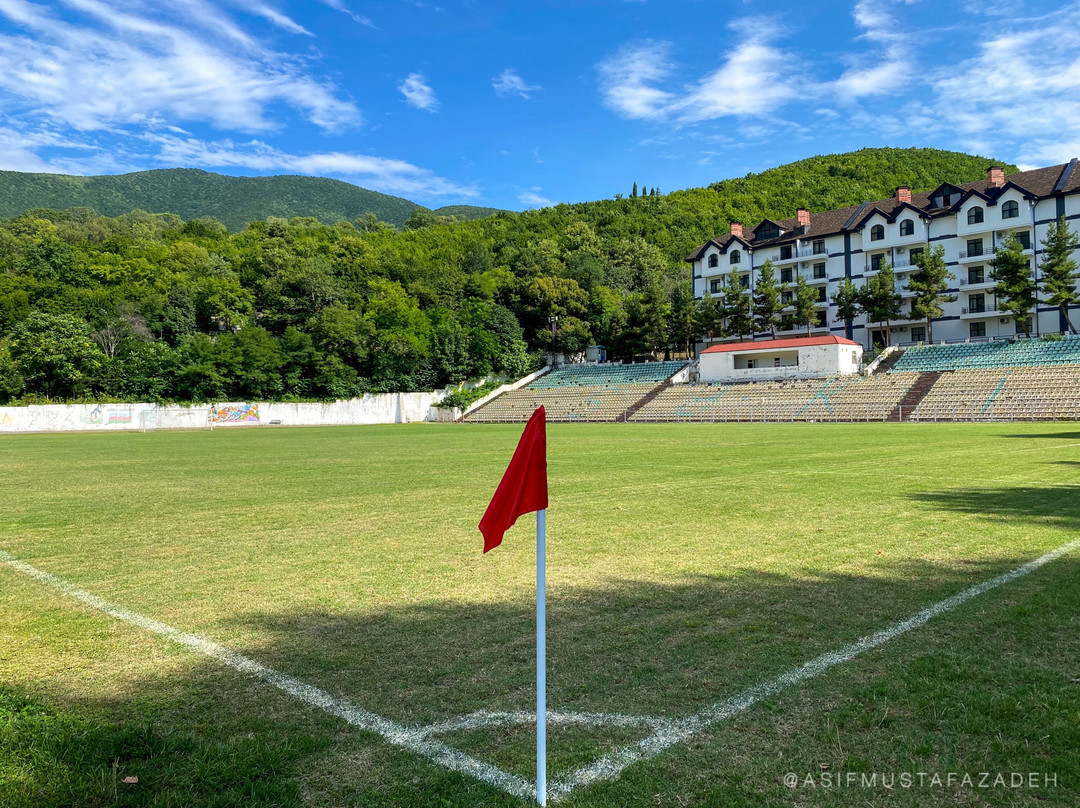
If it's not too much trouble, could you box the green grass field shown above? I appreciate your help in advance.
[1,422,1079,807]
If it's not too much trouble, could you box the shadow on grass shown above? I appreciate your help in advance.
[999,431,1080,440]
[6,485,1080,807]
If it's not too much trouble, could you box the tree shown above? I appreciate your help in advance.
[830,277,861,325]
[908,245,955,342]
[723,272,753,339]
[9,312,105,398]
[668,280,698,357]
[860,263,903,346]
[990,234,1037,337]
[752,259,782,337]
[624,281,669,358]
[1039,216,1079,334]
[631,182,638,198]
[792,273,820,336]
[695,291,722,343]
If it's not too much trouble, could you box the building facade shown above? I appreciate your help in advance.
[687,162,1080,348]
[698,335,862,383]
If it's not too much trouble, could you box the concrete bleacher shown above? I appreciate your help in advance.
[892,336,1080,372]
[463,361,687,423]
[911,365,1080,421]
[630,373,918,422]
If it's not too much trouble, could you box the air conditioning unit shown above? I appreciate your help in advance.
[896,247,906,253]
[899,326,907,331]
[996,231,1008,238]
[1000,317,1010,324]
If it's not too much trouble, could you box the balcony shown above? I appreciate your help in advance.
[957,249,988,263]
[959,304,1000,319]
[959,277,995,290]
[769,247,815,264]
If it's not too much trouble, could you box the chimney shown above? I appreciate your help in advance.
[895,186,911,204]
[730,221,743,239]
[796,208,810,227]
[987,166,1004,188]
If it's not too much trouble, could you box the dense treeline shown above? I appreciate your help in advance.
[0,148,1009,404]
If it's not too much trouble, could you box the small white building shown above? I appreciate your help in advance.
[699,336,863,382]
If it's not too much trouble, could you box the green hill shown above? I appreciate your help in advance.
[0,168,504,231]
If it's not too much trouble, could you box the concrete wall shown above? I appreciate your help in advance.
[0,391,449,434]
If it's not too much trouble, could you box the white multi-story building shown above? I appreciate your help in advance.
[687,162,1080,348]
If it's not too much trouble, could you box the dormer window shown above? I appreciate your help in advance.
[708,254,719,268]
[967,206,984,225]
[758,223,780,241]
[1002,200,1019,219]
[870,224,885,241]
[899,219,914,236]
[729,249,741,265]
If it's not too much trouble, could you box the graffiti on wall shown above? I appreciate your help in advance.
[209,404,260,424]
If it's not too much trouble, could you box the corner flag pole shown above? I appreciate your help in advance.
[537,508,547,807]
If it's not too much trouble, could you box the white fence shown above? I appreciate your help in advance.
[0,391,449,434]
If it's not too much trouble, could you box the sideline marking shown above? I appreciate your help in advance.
[0,549,534,801]
[4,537,1079,802]
[547,536,1080,799]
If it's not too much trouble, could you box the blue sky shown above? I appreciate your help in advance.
[0,0,1079,211]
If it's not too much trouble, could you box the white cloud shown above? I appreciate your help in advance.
[596,22,800,123]
[316,0,376,27]
[398,73,439,112]
[832,0,918,99]
[928,6,1080,165]
[143,135,477,199]
[518,187,552,207]
[492,69,541,99]
[0,0,360,133]
[242,2,313,36]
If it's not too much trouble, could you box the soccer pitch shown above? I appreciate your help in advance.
[1,422,1078,807]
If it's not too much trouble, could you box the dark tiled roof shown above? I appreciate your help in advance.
[687,162,1078,262]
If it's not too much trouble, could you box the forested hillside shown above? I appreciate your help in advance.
[0,148,1011,404]
[0,169,505,231]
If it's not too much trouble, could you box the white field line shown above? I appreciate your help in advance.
[0,549,535,802]
[419,709,670,737]
[547,535,1080,800]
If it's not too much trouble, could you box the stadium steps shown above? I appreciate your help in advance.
[888,371,943,421]
[619,380,672,422]
[871,348,906,375]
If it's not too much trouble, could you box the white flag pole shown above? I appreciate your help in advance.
[536,507,547,807]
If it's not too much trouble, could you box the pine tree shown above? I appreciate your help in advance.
[908,245,955,342]
[668,281,698,357]
[724,272,752,339]
[793,273,819,336]
[861,263,903,346]
[830,277,861,325]
[752,259,782,337]
[990,234,1037,337]
[1039,216,1080,334]
[631,182,638,198]
[695,292,722,343]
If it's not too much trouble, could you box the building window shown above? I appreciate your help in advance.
[1015,231,1031,249]
[966,238,983,257]
[1016,317,1032,334]
[746,358,756,369]
[710,279,723,294]
[812,239,826,255]
[780,315,794,330]
[968,293,985,313]
[969,321,986,338]
[708,254,718,268]
[941,193,952,207]
[1001,200,1019,219]
[730,249,741,264]
[899,219,915,236]
[782,290,794,304]
[870,224,885,241]
[779,245,793,260]
[967,206,984,225]
[815,311,828,327]
[813,262,826,279]
[780,267,793,283]
[740,274,750,289]
[759,223,780,240]
[968,266,984,284]
[911,326,926,342]
[909,247,924,265]
[817,287,827,302]
[774,357,782,367]
[870,253,884,271]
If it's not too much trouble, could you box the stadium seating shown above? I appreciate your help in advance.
[630,373,919,422]
[463,361,688,422]
[891,336,1080,372]
[911,365,1080,421]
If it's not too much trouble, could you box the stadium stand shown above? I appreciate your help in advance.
[463,338,1080,423]
[463,361,687,422]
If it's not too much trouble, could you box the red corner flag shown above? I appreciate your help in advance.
[479,406,548,553]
